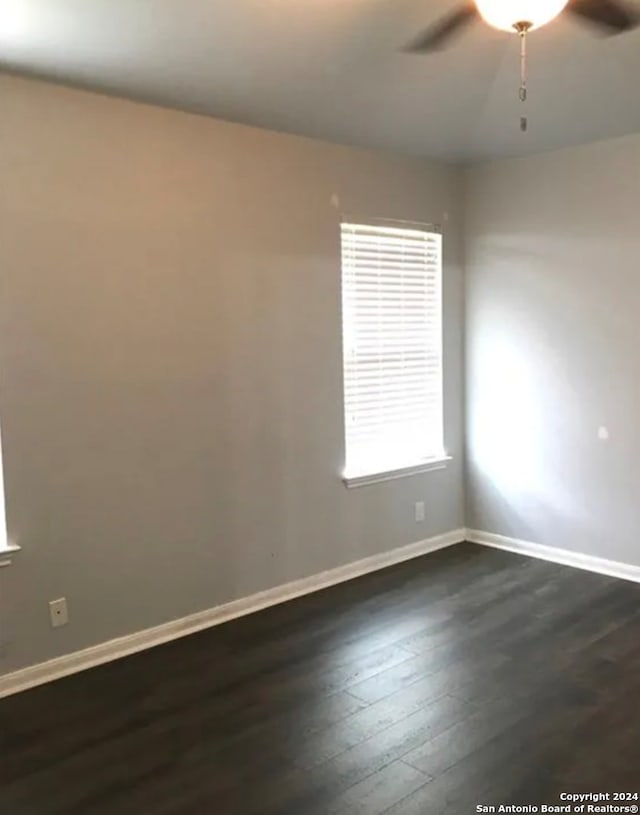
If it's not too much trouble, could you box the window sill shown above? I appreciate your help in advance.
[343,457,451,488]
[0,544,21,568]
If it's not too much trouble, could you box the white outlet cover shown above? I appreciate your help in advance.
[49,598,69,628]
[598,426,609,441]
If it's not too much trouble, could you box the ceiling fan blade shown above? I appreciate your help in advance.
[404,3,479,53]
[566,0,640,32]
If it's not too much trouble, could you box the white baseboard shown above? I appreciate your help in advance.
[466,528,640,584]
[0,528,465,699]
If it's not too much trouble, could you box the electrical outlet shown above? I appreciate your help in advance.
[49,598,69,629]
[415,501,425,523]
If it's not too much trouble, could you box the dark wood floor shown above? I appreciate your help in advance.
[1,543,639,814]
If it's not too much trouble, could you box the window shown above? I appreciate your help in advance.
[0,426,16,566]
[341,221,446,485]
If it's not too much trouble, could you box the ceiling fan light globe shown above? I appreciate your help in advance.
[475,0,570,31]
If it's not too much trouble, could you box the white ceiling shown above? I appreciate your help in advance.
[2,0,640,162]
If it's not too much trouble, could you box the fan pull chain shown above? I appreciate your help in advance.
[519,26,528,132]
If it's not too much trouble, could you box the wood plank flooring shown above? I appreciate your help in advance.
[1,542,639,814]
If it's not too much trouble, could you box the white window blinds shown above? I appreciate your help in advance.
[341,221,444,480]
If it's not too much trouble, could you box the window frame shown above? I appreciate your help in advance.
[339,217,449,487]
[0,428,17,566]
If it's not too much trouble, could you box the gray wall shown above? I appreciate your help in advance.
[0,76,464,676]
[465,133,640,567]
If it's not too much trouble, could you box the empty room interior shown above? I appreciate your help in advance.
[1,0,639,812]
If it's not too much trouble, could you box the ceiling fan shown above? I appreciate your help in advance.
[405,0,640,53]
[404,0,640,132]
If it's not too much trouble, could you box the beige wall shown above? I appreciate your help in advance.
[465,133,640,567]
[0,76,464,675]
